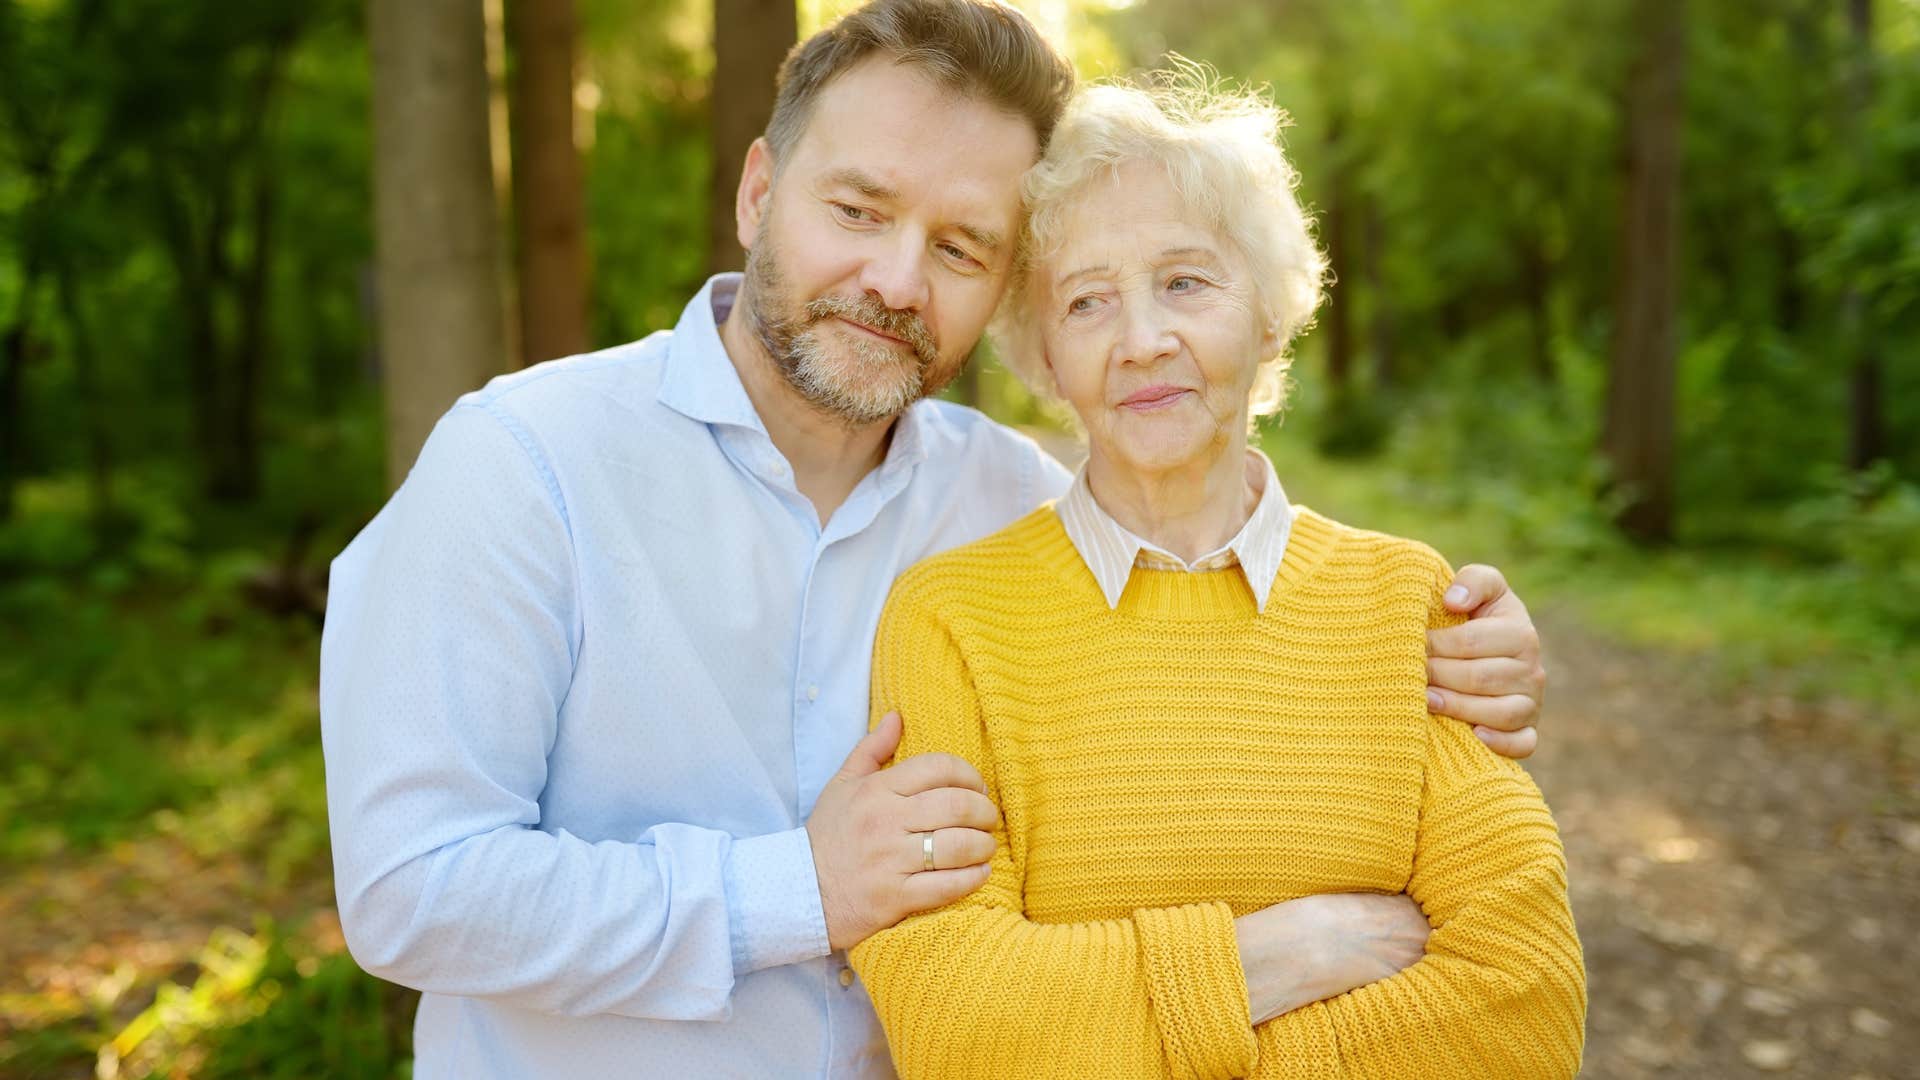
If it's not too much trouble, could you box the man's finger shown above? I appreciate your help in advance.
[910,826,995,872]
[882,751,989,797]
[1443,564,1517,615]
[1473,725,1538,760]
[903,787,1000,833]
[1427,617,1536,662]
[1426,656,1538,699]
[898,863,994,913]
[837,712,903,778]
[1427,688,1538,733]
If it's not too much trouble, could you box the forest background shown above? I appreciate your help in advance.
[1,0,1916,1076]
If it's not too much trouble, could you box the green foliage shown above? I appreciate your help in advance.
[581,0,715,343]
[1,0,371,512]
[0,568,321,864]
[1782,463,1920,635]
[1101,0,1920,520]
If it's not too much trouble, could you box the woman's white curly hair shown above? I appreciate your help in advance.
[991,60,1327,420]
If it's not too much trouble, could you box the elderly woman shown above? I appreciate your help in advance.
[848,73,1586,1079]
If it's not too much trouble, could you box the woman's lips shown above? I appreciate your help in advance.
[1118,386,1191,412]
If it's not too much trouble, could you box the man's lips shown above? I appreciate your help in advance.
[1118,386,1192,411]
[834,316,909,347]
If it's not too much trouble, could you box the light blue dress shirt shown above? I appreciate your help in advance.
[320,274,1071,1078]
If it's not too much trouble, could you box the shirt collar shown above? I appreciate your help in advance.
[1055,447,1295,612]
[656,272,932,476]
[656,274,767,431]
[882,398,932,475]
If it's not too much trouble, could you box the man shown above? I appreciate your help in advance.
[320,1,1548,1075]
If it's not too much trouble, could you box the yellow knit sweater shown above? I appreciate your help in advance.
[849,505,1585,1080]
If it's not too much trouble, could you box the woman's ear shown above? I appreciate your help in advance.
[1259,312,1285,359]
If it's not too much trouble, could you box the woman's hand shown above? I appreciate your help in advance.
[1234,893,1431,1024]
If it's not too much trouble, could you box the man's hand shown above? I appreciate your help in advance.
[1427,563,1546,760]
[1235,893,1431,1023]
[806,712,1000,951]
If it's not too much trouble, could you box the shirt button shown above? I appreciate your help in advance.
[771,461,788,478]
[806,685,820,702]
[838,967,855,988]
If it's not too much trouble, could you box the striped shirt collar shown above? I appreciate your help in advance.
[1056,448,1295,612]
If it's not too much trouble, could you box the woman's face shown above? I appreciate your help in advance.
[1035,161,1276,476]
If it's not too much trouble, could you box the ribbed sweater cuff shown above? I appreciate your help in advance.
[1133,902,1259,1080]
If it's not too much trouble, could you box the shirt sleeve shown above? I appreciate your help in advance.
[848,575,1258,1080]
[319,401,828,1022]
[1250,560,1587,1079]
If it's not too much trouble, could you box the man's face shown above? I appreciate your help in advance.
[737,57,1039,427]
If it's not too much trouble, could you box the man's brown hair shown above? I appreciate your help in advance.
[764,0,1075,164]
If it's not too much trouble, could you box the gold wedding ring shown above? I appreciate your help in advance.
[922,832,936,872]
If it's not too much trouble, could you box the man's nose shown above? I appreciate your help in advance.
[858,232,931,314]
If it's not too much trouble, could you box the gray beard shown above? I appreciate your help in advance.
[743,234,948,428]
[788,319,928,426]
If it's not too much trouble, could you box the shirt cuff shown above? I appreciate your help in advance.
[724,827,831,976]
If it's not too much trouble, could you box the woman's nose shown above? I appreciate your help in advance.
[1111,298,1177,367]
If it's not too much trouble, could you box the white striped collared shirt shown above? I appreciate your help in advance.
[1055,447,1295,612]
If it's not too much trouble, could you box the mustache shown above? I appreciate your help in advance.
[804,294,937,365]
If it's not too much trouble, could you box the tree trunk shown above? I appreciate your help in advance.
[151,33,292,504]
[1847,317,1882,471]
[54,263,115,528]
[1601,0,1686,544]
[0,262,35,523]
[485,0,523,369]
[1843,0,1882,472]
[708,0,797,275]
[154,177,228,501]
[1774,0,1820,335]
[509,0,592,367]
[217,154,277,503]
[368,0,511,491]
[1519,234,1554,383]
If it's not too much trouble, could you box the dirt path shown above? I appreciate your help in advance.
[1529,611,1920,1079]
[3,607,1916,1077]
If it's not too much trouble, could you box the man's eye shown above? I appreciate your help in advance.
[1168,275,1204,293]
[1068,295,1099,314]
[835,203,872,222]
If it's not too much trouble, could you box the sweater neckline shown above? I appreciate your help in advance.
[1025,504,1345,621]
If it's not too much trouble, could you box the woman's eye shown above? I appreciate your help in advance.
[1168,275,1204,293]
[1068,295,1098,315]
